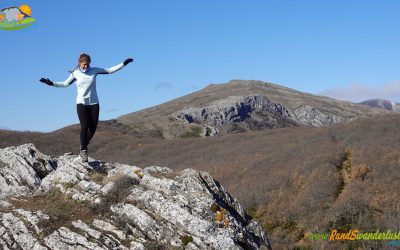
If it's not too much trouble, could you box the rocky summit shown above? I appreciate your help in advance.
[0,144,271,250]
[116,80,389,138]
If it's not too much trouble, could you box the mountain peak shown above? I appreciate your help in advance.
[204,79,296,92]
[0,143,271,249]
[117,79,391,138]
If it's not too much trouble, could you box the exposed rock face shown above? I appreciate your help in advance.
[174,95,295,126]
[172,94,344,135]
[0,144,271,250]
[0,145,56,199]
[293,105,343,126]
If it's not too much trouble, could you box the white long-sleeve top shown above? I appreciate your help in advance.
[53,63,125,105]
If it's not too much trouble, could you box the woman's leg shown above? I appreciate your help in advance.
[77,104,89,150]
[87,103,100,145]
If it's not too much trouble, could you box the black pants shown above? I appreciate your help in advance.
[77,103,100,150]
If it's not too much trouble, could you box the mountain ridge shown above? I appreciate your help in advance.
[116,80,390,138]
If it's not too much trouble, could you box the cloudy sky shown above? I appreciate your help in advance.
[319,81,400,103]
[1,0,399,132]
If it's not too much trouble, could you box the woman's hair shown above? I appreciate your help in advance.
[69,53,91,73]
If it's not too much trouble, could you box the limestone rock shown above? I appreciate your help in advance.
[0,143,272,249]
[172,94,344,136]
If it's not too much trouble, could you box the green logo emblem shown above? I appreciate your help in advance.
[0,5,35,31]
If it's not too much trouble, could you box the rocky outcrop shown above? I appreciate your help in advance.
[293,105,343,126]
[174,95,295,126]
[172,94,344,135]
[0,144,272,250]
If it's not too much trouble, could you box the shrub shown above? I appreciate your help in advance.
[335,148,353,197]
[62,182,74,189]
[352,163,370,180]
[90,171,106,184]
[282,216,298,232]
[210,202,219,213]
[180,235,193,246]
[91,175,139,215]
[134,169,144,179]
[180,126,202,138]
[228,122,247,133]
[215,207,229,228]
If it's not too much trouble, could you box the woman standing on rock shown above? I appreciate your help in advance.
[39,53,134,163]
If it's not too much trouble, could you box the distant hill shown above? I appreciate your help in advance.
[359,98,400,112]
[116,80,390,138]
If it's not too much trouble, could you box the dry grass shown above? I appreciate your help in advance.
[7,188,101,239]
[89,171,107,185]
[4,175,139,242]
[90,175,139,215]
[2,113,400,248]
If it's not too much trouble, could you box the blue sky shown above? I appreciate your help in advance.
[1,0,400,132]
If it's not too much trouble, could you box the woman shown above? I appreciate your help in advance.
[39,53,134,163]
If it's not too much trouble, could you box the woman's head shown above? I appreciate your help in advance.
[79,53,91,70]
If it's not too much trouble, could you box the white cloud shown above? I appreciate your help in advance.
[155,81,174,92]
[318,81,400,103]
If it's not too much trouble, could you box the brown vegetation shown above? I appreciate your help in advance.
[6,188,101,239]
[1,113,400,248]
[90,175,139,215]
[2,175,140,246]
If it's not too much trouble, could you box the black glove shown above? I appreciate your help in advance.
[39,78,54,86]
[123,58,134,66]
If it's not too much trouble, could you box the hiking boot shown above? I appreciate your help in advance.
[80,149,88,163]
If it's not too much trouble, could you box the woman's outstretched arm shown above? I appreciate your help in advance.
[53,73,76,87]
[39,73,75,87]
[96,58,134,75]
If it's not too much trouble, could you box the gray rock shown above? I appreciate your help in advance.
[72,219,102,239]
[44,226,104,249]
[293,104,343,126]
[0,143,272,250]
[1,212,47,249]
[92,219,127,240]
[143,165,173,175]
[173,94,296,126]
[0,143,56,199]
[14,208,49,234]
[172,94,343,136]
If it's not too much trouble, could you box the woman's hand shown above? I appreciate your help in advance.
[39,78,54,86]
[123,58,134,66]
